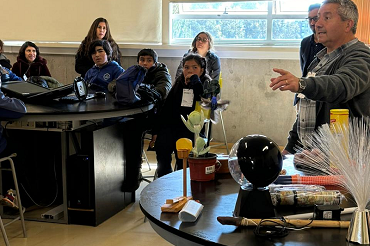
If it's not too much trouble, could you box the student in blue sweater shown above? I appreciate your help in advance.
[84,40,124,91]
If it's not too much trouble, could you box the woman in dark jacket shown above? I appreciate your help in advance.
[12,41,51,79]
[155,53,211,177]
[75,17,121,78]
[175,31,221,81]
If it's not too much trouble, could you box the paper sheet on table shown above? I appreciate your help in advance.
[178,200,204,222]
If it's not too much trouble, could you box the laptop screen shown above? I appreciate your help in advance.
[2,81,49,95]
[1,81,73,102]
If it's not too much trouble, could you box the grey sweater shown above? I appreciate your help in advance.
[285,40,370,153]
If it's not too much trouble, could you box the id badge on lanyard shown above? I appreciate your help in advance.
[181,89,194,107]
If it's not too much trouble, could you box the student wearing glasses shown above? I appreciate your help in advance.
[175,31,221,81]
[300,3,325,78]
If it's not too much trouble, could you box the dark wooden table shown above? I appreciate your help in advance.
[2,91,154,225]
[140,156,356,246]
[20,88,153,122]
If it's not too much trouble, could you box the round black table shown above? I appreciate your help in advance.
[2,90,154,225]
[140,157,355,246]
[20,89,153,122]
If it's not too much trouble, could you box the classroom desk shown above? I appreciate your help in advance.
[1,92,153,226]
[140,156,356,246]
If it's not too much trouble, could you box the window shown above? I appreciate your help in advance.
[170,1,320,46]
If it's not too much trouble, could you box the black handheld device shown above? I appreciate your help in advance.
[73,77,88,101]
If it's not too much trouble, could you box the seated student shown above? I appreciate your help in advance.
[75,17,122,78]
[0,88,27,155]
[0,40,12,69]
[0,65,22,82]
[175,31,221,81]
[120,48,172,192]
[12,41,51,80]
[155,53,211,177]
[137,49,172,101]
[0,85,26,208]
[84,40,124,91]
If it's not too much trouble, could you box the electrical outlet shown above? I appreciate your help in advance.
[21,121,36,128]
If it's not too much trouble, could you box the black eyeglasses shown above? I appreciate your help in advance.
[306,16,319,22]
[196,37,209,42]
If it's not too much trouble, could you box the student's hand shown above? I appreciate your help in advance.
[270,68,300,92]
[185,74,200,86]
[185,74,193,85]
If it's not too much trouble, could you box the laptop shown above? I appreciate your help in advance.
[1,81,73,103]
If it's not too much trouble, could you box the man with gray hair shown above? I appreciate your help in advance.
[270,0,370,155]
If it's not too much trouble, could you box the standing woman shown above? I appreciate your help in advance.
[12,41,51,80]
[175,31,221,81]
[75,17,122,77]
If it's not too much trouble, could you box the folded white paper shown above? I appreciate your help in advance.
[178,200,204,222]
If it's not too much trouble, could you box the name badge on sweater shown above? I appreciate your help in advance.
[181,89,194,107]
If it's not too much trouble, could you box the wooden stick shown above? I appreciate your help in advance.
[183,157,187,197]
[177,149,190,198]
[217,216,350,228]
[161,196,193,213]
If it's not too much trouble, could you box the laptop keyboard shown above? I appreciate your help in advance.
[58,95,80,103]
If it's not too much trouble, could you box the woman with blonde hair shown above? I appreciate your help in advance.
[75,17,122,77]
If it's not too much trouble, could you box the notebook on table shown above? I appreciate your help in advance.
[1,81,74,103]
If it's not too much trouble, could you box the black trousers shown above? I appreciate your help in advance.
[155,126,193,177]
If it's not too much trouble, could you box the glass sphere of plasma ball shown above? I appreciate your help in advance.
[228,135,283,189]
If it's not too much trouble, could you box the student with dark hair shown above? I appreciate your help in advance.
[12,41,51,79]
[155,53,212,177]
[137,48,171,101]
[75,17,122,77]
[0,40,12,69]
[175,31,221,81]
[120,48,171,192]
[84,40,124,90]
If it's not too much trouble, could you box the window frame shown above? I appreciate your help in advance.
[166,0,312,47]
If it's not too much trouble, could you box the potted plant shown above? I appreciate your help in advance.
[181,110,219,181]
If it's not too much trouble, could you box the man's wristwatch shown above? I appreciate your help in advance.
[297,78,306,93]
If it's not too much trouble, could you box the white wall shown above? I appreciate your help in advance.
[2,0,162,43]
